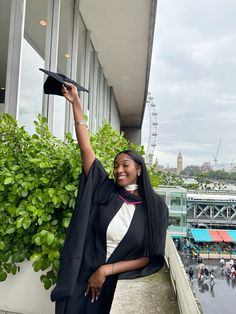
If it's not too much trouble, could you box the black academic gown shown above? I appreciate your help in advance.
[51,159,168,314]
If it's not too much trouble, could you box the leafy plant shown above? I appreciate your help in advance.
[0,113,145,289]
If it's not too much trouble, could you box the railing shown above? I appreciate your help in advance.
[188,189,236,195]
[165,232,203,314]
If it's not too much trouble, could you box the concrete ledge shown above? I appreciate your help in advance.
[111,264,179,314]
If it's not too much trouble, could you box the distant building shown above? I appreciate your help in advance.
[176,152,183,176]
[158,165,177,174]
[200,162,212,172]
[212,163,236,172]
[157,186,187,237]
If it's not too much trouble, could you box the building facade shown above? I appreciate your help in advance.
[0,0,157,143]
[157,186,187,237]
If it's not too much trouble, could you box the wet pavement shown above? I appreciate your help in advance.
[181,254,236,314]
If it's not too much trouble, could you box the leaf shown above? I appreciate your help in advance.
[0,270,7,281]
[16,217,24,229]
[23,218,32,229]
[62,217,71,228]
[34,236,41,246]
[40,177,49,184]
[6,227,15,234]
[44,278,52,290]
[41,258,51,271]
[30,253,41,262]
[22,191,28,197]
[2,252,10,263]
[52,195,58,206]
[48,188,56,198]
[69,198,75,208]
[65,184,76,191]
[62,194,69,205]
[4,263,12,273]
[53,259,60,270]
[11,264,17,275]
[4,177,14,185]
[33,260,42,272]
[47,233,55,245]
[0,241,5,250]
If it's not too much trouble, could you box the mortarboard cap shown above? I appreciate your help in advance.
[39,68,89,96]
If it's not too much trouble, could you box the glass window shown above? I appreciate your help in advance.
[77,16,86,94]
[18,0,48,133]
[68,14,86,139]
[88,45,95,130]
[0,0,11,104]
[54,0,74,140]
[170,192,182,206]
[169,216,181,226]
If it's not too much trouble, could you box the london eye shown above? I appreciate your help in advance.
[145,95,158,168]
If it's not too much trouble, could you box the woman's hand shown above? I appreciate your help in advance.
[85,266,108,302]
[61,82,79,103]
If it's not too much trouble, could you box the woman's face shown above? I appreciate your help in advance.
[113,153,141,187]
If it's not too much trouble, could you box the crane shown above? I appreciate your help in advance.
[213,138,221,164]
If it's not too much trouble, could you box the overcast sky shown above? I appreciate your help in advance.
[142,0,236,168]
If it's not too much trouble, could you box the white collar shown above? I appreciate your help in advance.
[124,184,139,191]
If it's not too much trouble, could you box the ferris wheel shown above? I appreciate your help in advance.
[145,95,158,168]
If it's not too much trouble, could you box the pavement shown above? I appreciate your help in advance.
[181,254,236,314]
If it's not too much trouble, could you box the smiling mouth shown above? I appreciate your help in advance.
[117,175,127,180]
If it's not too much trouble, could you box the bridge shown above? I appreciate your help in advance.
[187,191,236,229]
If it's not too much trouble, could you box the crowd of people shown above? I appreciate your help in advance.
[186,257,236,285]
[220,258,236,278]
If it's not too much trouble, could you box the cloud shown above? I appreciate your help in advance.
[143,0,236,167]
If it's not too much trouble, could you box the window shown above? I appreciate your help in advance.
[169,216,181,226]
[0,0,11,104]
[170,192,182,206]
[54,0,74,140]
[18,0,47,133]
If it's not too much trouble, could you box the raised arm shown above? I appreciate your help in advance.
[62,83,95,176]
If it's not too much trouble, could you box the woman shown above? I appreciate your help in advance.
[51,83,168,313]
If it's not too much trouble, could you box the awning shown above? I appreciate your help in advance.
[209,230,223,242]
[190,228,213,242]
[218,230,232,242]
[190,228,236,242]
[227,230,236,242]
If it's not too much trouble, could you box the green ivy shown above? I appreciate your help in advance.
[0,113,145,289]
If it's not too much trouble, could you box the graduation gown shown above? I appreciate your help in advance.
[51,159,168,314]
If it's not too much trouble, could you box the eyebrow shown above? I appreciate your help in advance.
[114,159,133,164]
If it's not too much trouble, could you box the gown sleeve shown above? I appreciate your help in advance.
[51,158,111,301]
